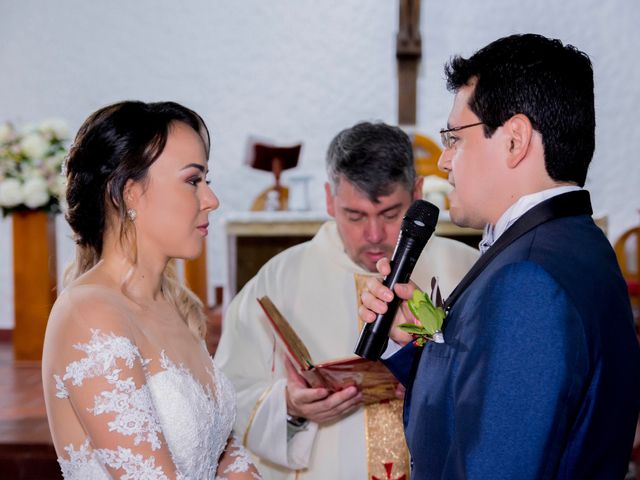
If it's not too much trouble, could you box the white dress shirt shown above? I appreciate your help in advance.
[479,185,582,254]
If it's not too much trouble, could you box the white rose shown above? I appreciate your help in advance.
[39,118,69,139]
[50,175,67,198]
[0,178,24,207]
[0,123,15,143]
[20,132,50,159]
[22,176,49,208]
[44,151,65,172]
[21,165,41,179]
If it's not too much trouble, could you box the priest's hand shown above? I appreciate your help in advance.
[358,257,417,347]
[285,359,363,424]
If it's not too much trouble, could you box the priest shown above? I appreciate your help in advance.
[214,121,479,479]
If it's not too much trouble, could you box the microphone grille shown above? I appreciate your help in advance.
[404,200,440,230]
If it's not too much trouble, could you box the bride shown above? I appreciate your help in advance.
[42,101,261,479]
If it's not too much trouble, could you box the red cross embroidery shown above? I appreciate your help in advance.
[372,462,406,480]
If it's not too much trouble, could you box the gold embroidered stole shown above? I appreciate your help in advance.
[355,274,410,480]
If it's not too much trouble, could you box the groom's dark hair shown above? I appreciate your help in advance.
[445,33,595,187]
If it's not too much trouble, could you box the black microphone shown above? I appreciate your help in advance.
[354,199,439,360]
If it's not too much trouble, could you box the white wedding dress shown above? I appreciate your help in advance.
[50,329,259,479]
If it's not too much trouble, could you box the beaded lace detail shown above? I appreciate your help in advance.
[55,330,162,450]
[215,435,262,480]
[54,329,258,479]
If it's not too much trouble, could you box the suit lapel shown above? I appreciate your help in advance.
[443,190,593,316]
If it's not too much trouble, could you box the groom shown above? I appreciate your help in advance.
[359,34,640,479]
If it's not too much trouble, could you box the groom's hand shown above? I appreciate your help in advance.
[285,359,363,424]
[358,257,417,347]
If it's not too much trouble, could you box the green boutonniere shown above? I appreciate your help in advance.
[398,288,445,346]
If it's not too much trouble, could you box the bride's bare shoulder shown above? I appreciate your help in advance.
[43,281,140,374]
[49,281,135,333]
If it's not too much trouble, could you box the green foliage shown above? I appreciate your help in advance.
[398,289,446,345]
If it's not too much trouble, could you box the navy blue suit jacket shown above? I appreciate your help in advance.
[386,191,640,479]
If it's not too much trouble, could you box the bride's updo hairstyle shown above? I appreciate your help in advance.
[64,100,210,338]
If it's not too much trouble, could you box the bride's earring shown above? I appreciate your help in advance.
[127,208,137,221]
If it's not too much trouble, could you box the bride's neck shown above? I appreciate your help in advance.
[100,231,167,302]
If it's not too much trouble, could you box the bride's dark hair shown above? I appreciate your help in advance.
[64,100,210,338]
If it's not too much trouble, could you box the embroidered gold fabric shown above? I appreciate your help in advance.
[365,400,409,480]
[355,274,410,480]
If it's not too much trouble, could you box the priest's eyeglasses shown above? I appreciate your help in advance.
[439,122,484,149]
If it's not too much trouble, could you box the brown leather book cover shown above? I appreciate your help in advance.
[257,296,398,404]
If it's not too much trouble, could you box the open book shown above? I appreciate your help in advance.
[257,296,399,404]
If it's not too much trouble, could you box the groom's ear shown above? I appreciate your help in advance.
[504,114,533,169]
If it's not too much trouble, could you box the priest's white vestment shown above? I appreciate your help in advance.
[214,221,479,479]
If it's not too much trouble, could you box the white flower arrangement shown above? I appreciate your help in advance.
[0,119,69,216]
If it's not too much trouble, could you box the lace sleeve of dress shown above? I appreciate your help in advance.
[215,432,262,480]
[55,328,183,480]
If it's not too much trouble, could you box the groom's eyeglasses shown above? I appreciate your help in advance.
[439,122,484,149]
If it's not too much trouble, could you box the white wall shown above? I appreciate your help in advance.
[1,0,639,328]
[414,0,640,243]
